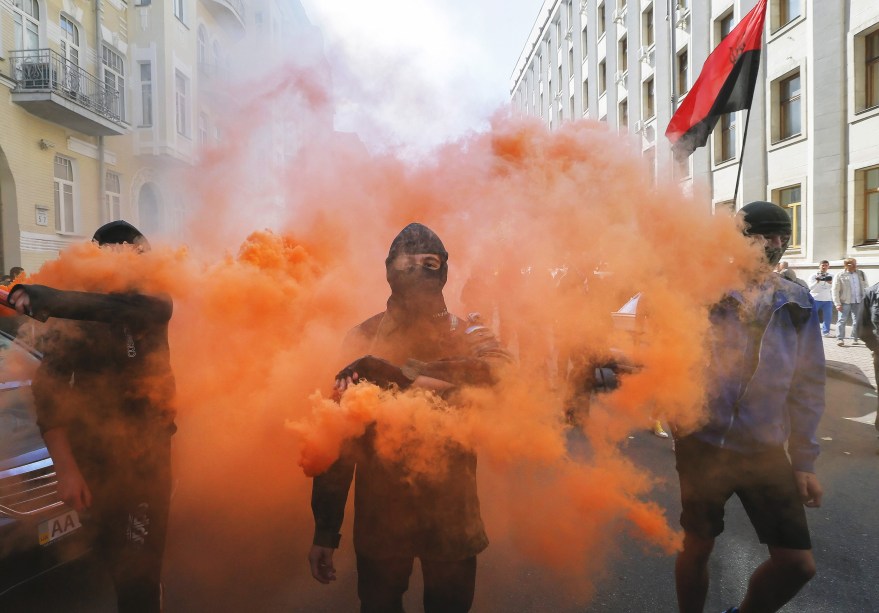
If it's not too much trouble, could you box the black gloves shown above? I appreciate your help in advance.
[335,355,413,390]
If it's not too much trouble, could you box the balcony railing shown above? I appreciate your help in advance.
[9,48,124,125]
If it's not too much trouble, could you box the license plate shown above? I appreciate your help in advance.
[38,509,82,545]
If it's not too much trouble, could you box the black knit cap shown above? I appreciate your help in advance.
[738,201,791,236]
[92,220,150,249]
[385,223,448,265]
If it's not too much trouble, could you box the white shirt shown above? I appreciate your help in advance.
[850,271,863,303]
[808,272,833,302]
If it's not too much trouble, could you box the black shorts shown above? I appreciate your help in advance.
[674,435,812,550]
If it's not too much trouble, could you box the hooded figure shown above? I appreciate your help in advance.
[92,220,151,249]
[384,222,449,322]
[309,223,512,613]
[672,204,824,613]
[738,200,792,266]
[5,222,175,613]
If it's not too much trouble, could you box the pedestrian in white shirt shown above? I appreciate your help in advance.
[808,260,834,336]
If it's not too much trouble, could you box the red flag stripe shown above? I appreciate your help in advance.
[665,0,767,156]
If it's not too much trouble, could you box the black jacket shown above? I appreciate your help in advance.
[13,284,177,455]
[312,309,510,561]
[858,282,879,355]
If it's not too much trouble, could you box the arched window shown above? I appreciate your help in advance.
[60,15,80,67]
[138,183,161,235]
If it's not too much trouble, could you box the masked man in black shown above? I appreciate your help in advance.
[6,221,175,613]
[308,223,511,613]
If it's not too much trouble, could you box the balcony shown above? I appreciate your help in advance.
[203,0,246,38]
[9,49,128,136]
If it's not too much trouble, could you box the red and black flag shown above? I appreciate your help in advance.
[665,0,767,159]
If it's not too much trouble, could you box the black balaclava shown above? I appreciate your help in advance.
[385,223,448,320]
[93,220,151,250]
[738,201,791,267]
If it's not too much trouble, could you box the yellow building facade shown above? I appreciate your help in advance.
[0,0,247,273]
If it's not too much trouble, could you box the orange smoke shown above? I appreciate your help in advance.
[7,59,768,608]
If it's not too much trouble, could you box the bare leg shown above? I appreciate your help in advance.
[738,547,815,613]
[675,532,715,613]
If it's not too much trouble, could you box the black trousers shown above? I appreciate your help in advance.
[356,554,477,613]
[81,434,172,613]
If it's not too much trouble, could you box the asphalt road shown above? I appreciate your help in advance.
[4,374,877,612]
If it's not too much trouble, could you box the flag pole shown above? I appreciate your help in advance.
[669,0,678,115]
[732,105,753,205]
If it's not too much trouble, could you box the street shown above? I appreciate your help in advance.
[4,360,877,612]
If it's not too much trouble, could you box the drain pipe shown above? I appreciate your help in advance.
[96,0,106,224]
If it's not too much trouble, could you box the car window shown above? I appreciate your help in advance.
[0,333,44,460]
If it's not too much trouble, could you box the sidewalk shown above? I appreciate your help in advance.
[822,322,876,389]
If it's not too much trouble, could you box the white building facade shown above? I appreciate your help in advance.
[511,0,879,276]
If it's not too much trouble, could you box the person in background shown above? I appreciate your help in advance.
[807,260,834,337]
[6,221,176,613]
[775,262,808,290]
[856,282,879,448]
[9,266,25,282]
[832,258,868,347]
[674,201,824,613]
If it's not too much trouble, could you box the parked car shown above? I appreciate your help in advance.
[0,328,90,597]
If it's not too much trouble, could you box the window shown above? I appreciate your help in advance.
[175,70,189,137]
[863,166,879,242]
[569,96,575,120]
[173,0,184,22]
[776,185,802,248]
[199,113,209,146]
[619,36,628,73]
[719,11,734,43]
[677,49,688,96]
[674,156,690,180]
[598,60,607,95]
[569,47,574,74]
[12,0,40,50]
[138,183,161,235]
[556,20,562,49]
[54,156,76,233]
[779,72,801,140]
[105,172,121,221]
[139,62,153,127]
[582,79,589,112]
[213,41,222,78]
[867,30,879,110]
[644,146,656,182]
[197,26,207,73]
[779,0,800,29]
[581,27,588,60]
[103,45,125,120]
[618,99,628,128]
[643,6,654,47]
[598,3,606,37]
[718,113,736,162]
[60,15,80,67]
[642,77,655,119]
